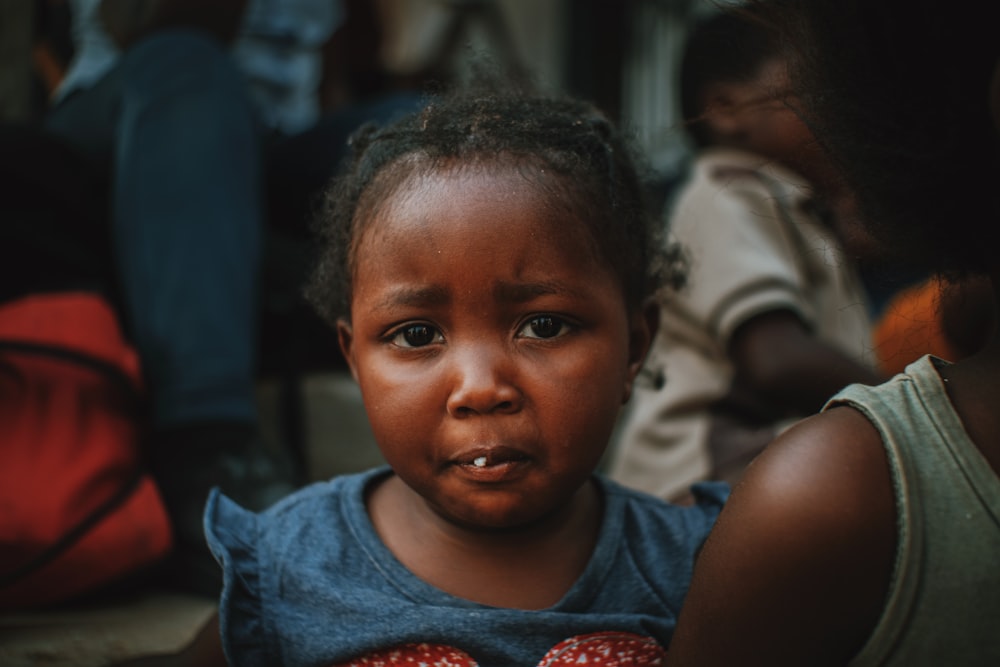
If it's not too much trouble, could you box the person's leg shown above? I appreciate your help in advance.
[47,28,263,430]
[114,32,297,593]
[113,29,261,429]
[48,29,293,596]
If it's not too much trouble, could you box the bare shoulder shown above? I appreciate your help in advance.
[737,405,893,515]
[668,407,897,666]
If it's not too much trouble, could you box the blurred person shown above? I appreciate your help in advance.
[43,0,418,595]
[607,7,882,500]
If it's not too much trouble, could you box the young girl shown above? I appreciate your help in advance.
[666,1,1000,665]
[127,88,727,666]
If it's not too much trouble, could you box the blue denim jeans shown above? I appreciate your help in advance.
[46,29,264,428]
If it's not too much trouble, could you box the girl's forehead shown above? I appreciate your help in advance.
[360,158,588,239]
[352,160,608,273]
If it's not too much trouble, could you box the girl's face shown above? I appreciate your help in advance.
[339,162,654,531]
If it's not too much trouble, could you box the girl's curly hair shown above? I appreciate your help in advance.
[306,83,684,324]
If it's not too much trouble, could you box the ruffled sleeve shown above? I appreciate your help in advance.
[204,489,274,666]
[689,480,730,513]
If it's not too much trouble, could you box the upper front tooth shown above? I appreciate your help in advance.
[473,456,487,468]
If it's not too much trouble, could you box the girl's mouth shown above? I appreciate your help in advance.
[453,447,531,481]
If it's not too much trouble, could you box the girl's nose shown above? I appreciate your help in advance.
[445,344,522,417]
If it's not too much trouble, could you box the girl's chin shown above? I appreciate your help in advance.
[429,495,576,535]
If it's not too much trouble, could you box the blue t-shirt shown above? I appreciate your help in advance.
[206,467,727,667]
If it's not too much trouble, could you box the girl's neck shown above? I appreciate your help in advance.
[367,475,604,610]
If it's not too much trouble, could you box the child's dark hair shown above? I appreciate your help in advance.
[756,0,1000,276]
[680,6,780,147]
[306,86,682,323]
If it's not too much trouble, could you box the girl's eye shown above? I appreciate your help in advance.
[519,315,571,340]
[391,324,441,348]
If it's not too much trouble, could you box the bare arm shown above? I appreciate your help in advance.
[729,309,884,416]
[667,407,897,666]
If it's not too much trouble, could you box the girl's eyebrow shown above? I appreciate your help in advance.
[492,280,583,303]
[372,280,583,311]
[374,285,450,311]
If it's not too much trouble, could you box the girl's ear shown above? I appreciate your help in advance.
[337,318,360,383]
[623,297,661,404]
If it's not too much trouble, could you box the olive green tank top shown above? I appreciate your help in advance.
[826,355,1000,666]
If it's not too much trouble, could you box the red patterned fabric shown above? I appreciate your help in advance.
[332,631,665,666]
